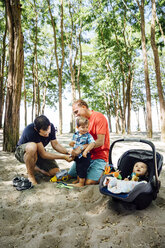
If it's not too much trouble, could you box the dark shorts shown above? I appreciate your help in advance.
[15,143,59,172]
[75,153,91,179]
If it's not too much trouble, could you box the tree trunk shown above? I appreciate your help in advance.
[103,90,112,132]
[58,71,63,134]
[135,108,140,131]
[70,71,76,133]
[155,99,160,131]
[41,56,53,115]
[41,79,48,115]
[151,0,165,142]
[137,0,152,138]
[47,0,65,134]
[76,12,82,99]
[107,92,112,133]
[0,7,7,128]
[126,66,134,134]
[143,105,147,131]
[113,31,127,134]
[127,87,131,134]
[23,76,27,127]
[3,0,24,152]
[68,0,81,133]
[112,90,120,134]
[34,0,40,117]
[32,58,35,122]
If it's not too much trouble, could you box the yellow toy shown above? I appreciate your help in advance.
[50,170,68,182]
[131,172,139,181]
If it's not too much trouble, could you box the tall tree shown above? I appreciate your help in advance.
[47,0,65,134]
[136,0,153,138]
[33,0,40,117]
[0,2,7,128]
[67,0,83,132]
[151,0,165,141]
[90,0,136,134]
[3,0,24,152]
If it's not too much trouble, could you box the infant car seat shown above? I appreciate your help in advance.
[99,138,163,210]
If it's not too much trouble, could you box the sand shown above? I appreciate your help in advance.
[0,131,165,248]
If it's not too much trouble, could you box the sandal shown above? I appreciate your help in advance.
[16,180,33,191]
[13,176,33,191]
[13,176,28,187]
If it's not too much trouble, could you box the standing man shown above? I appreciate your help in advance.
[69,99,110,185]
[15,115,71,185]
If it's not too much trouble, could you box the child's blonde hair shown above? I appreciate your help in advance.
[76,117,89,127]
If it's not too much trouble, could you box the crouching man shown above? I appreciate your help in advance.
[15,115,72,185]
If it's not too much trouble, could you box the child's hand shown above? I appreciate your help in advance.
[69,141,75,147]
[82,151,87,158]
[64,155,74,162]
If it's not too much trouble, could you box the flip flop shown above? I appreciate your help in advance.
[16,180,33,191]
[13,176,29,187]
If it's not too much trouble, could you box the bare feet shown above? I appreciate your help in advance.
[28,175,38,185]
[72,177,85,187]
[72,179,79,184]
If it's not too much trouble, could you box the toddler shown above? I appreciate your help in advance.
[69,117,95,187]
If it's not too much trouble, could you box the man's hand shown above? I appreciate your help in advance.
[69,141,76,147]
[71,146,82,157]
[64,155,74,162]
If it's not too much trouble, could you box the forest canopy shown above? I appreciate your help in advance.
[0,0,165,151]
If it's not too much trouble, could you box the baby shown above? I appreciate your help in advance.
[124,161,148,181]
[103,162,148,194]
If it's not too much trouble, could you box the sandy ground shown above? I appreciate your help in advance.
[0,130,165,248]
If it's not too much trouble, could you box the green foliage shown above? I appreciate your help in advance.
[0,1,6,46]
[1,0,165,133]
[155,0,165,48]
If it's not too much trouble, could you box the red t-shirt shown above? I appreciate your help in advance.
[88,111,110,162]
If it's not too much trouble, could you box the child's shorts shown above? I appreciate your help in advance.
[75,153,91,178]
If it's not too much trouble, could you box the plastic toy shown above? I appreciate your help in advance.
[104,164,122,180]
[110,171,122,180]
[56,182,73,189]
[50,169,68,182]
[131,172,139,181]
[104,164,115,174]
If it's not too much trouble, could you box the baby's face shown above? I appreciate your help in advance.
[78,124,88,135]
[133,162,148,176]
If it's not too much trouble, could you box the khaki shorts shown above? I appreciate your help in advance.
[15,143,59,172]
